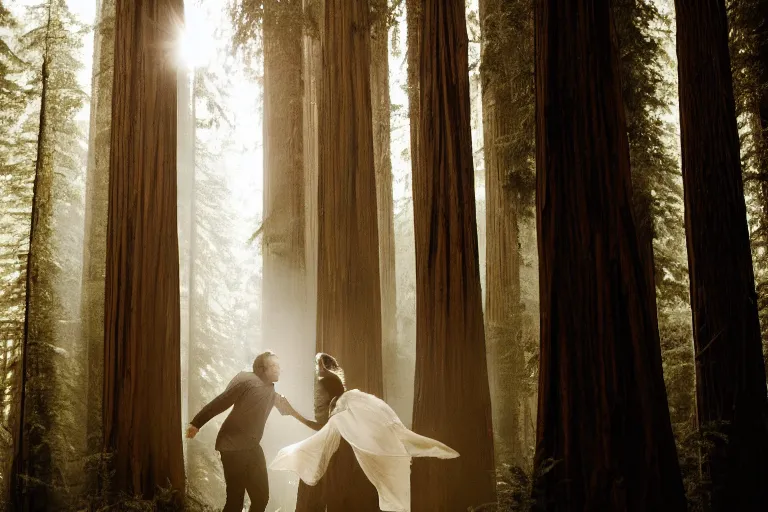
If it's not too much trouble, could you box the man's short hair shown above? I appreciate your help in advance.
[253,350,277,376]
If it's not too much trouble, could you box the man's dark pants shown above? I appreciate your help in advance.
[220,446,269,512]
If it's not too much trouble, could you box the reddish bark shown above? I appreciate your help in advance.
[410,0,496,510]
[675,0,768,508]
[102,0,185,501]
[311,0,383,509]
[532,1,685,509]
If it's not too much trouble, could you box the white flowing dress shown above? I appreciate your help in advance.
[269,389,459,512]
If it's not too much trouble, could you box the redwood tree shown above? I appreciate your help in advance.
[81,0,114,464]
[531,1,685,509]
[410,0,496,509]
[102,0,185,501]
[478,0,535,468]
[405,0,420,173]
[728,0,768,373]
[262,0,309,402]
[295,1,323,509]
[371,0,397,407]
[675,0,768,508]
[312,0,383,509]
[316,0,382,398]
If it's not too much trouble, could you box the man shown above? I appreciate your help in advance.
[186,350,309,512]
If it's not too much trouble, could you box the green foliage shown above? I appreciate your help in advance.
[613,0,695,438]
[728,0,768,369]
[182,22,264,506]
[614,0,688,308]
[3,0,89,505]
[477,0,536,217]
[74,451,215,511]
[228,0,265,64]
[0,1,35,495]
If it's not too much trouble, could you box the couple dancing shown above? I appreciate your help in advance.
[185,351,459,512]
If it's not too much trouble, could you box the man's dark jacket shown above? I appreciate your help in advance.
[190,371,288,451]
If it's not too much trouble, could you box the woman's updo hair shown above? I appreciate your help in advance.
[319,375,345,399]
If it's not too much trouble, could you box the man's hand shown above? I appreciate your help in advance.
[185,425,199,439]
[275,394,323,431]
[275,394,297,417]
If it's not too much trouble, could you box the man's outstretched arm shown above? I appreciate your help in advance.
[187,382,243,436]
[275,394,325,431]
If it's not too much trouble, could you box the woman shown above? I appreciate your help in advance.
[271,353,459,512]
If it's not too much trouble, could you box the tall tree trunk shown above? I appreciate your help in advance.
[410,1,496,510]
[612,0,663,354]
[296,1,324,509]
[405,0,420,174]
[532,1,686,509]
[317,0,382,399]
[370,0,397,405]
[675,0,768,509]
[478,0,526,469]
[615,0,658,301]
[12,10,53,509]
[748,0,768,373]
[303,0,322,366]
[81,0,114,470]
[263,0,309,407]
[314,0,383,509]
[262,3,307,509]
[179,64,196,482]
[103,0,185,501]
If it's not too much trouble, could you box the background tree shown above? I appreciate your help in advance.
[184,65,255,507]
[532,0,686,508]
[295,2,324,509]
[405,0,419,189]
[80,0,114,474]
[230,1,313,508]
[478,0,536,470]
[0,9,29,507]
[371,0,398,411]
[10,1,87,508]
[613,0,695,438]
[0,2,30,497]
[316,0,382,404]
[410,0,496,509]
[312,0,384,508]
[102,0,185,502]
[261,0,310,410]
[675,0,768,508]
[728,0,768,375]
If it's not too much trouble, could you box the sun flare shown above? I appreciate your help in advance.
[177,6,215,70]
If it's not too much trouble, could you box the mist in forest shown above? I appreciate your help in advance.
[2,0,768,510]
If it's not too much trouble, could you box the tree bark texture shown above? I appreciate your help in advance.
[81,0,114,465]
[406,0,420,176]
[751,0,768,374]
[675,0,768,509]
[316,0,383,397]
[303,0,322,366]
[478,0,526,468]
[370,0,398,408]
[296,2,324,509]
[532,1,686,509]
[13,17,54,510]
[178,65,196,485]
[312,1,384,509]
[612,0,663,349]
[102,0,185,501]
[263,0,311,407]
[410,1,496,510]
